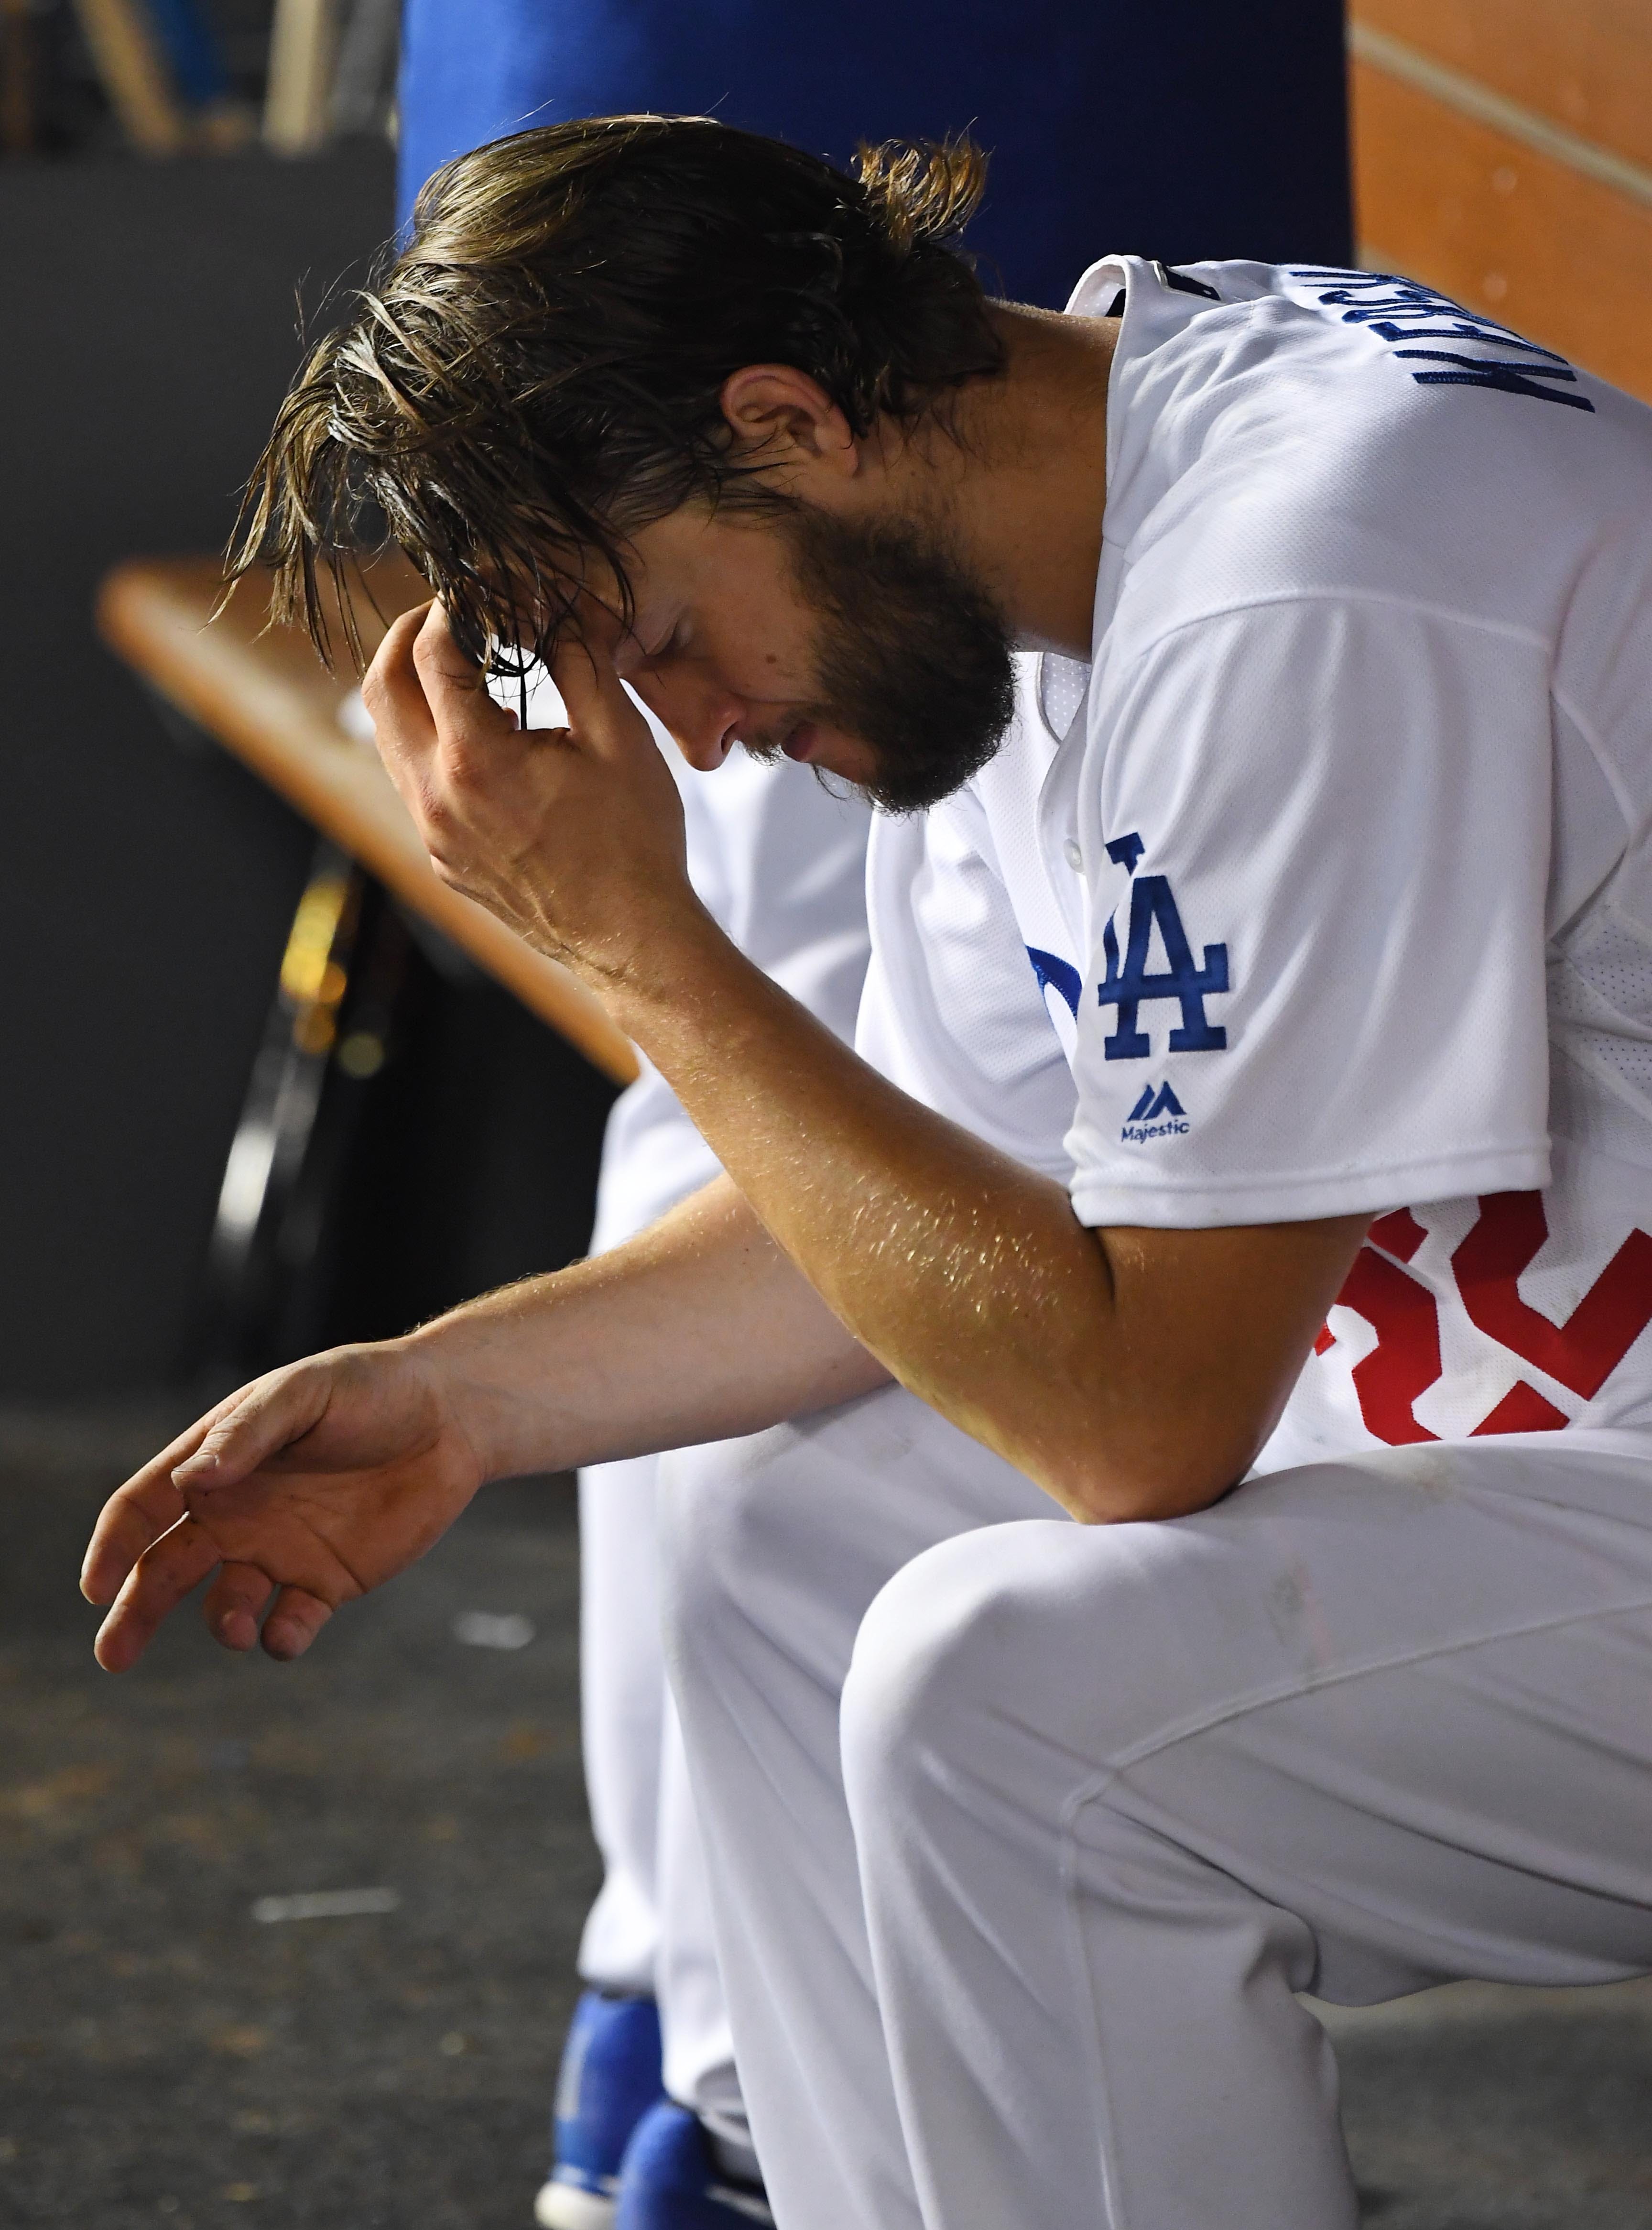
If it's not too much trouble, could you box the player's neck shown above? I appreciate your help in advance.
[909,302,1116,661]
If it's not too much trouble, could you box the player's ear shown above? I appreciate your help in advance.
[719,365,860,479]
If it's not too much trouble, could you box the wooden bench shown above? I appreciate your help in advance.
[96,552,638,1086]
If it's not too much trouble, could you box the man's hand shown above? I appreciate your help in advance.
[363,601,707,987]
[79,1182,885,1674]
[81,1342,486,1672]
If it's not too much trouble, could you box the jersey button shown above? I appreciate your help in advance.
[1062,838,1083,871]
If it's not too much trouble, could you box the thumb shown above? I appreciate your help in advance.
[172,1361,335,1490]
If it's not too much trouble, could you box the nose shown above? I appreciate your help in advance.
[633,673,741,771]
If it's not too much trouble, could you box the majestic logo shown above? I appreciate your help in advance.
[1129,1081,1185,1122]
[1096,833,1229,1061]
[1122,1081,1189,1143]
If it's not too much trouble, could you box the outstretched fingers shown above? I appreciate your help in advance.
[81,1401,234,1604]
[95,1516,224,1673]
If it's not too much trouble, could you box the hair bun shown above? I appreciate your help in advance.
[854,139,990,260]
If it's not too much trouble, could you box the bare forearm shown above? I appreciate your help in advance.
[404,1173,888,1480]
[601,930,1127,1505]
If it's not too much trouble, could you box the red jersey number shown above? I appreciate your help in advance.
[1318,1192,1652,1444]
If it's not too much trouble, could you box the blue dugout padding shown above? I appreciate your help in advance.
[396,0,1350,310]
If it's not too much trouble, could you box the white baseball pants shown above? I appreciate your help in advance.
[657,1387,1652,2230]
[577,1454,744,2144]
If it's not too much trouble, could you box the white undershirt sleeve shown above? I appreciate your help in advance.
[858,793,1078,1184]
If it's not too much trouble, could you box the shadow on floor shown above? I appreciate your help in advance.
[3,1402,1650,2227]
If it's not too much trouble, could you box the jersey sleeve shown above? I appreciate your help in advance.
[1067,597,1554,1227]
[858,791,1078,1183]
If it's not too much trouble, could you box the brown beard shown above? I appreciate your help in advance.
[754,502,1018,815]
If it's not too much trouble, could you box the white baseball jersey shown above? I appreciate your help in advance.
[860,253,1652,1456]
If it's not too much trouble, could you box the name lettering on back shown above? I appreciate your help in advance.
[1289,267,1595,414]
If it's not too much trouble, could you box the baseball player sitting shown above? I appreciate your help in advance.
[86,119,1652,2230]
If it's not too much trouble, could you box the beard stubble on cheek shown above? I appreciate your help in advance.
[778,504,1018,815]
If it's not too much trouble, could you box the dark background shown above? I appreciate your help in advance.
[0,142,614,1399]
[399,0,1353,310]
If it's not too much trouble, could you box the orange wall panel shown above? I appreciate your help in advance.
[1351,55,1652,404]
[1354,0,1652,175]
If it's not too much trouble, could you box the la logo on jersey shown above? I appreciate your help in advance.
[1098,832,1230,1063]
[1122,1081,1189,1143]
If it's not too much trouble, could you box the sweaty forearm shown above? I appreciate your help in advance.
[404,1173,889,1481]
[598,927,1126,1508]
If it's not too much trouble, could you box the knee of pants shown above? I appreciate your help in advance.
[840,1517,1163,1817]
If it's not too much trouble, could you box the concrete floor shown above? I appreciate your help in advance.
[4,1405,1651,2228]
[1319,1983,1652,2229]
[2,1405,597,2230]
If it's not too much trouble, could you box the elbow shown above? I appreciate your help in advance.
[1063,1471,1238,1528]
[1046,1424,1262,1528]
